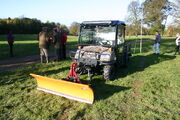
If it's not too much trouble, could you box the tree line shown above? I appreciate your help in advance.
[0,17,79,35]
[0,17,42,34]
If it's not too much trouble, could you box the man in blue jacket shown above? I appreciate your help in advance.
[153,31,161,55]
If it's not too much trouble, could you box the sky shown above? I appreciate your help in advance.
[0,0,174,26]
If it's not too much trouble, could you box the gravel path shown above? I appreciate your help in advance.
[0,55,41,71]
[0,53,56,71]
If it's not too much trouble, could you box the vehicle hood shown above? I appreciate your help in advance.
[81,46,111,53]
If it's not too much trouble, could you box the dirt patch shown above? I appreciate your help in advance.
[0,60,39,71]
[0,55,39,71]
[131,56,146,100]
[0,53,55,71]
[131,79,144,100]
[0,49,75,72]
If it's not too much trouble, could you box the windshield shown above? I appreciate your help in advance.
[79,26,116,46]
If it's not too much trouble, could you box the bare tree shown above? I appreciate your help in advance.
[171,0,180,24]
[69,22,80,36]
[126,0,141,36]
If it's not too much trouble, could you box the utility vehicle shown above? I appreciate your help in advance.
[72,20,131,81]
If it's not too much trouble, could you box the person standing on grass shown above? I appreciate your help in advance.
[38,27,49,63]
[53,28,62,61]
[7,31,15,57]
[174,33,180,55]
[153,31,161,55]
[61,32,67,59]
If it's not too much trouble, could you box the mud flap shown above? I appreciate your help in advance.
[30,73,94,104]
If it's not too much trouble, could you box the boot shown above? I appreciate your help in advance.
[40,56,44,63]
[46,57,49,63]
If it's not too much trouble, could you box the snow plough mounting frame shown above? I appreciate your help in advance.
[63,62,80,83]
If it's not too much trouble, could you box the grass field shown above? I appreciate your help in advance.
[0,34,78,60]
[0,35,179,120]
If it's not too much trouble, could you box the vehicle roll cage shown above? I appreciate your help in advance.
[78,20,126,48]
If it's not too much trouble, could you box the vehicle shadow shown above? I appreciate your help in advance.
[91,79,131,102]
[115,54,176,79]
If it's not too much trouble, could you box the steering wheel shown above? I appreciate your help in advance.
[99,40,110,45]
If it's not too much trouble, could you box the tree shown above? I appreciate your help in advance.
[0,17,70,34]
[126,0,141,36]
[166,25,174,36]
[171,0,180,24]
[0,17,43,34]
[60,24,69,34]
[143,0,172,33]
[165,24,180,36]
[69,22,80,36]
[43,21,56,30]
[126,24,149,36]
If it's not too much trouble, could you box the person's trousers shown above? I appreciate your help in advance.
[153,43,160,54]
[55,48,61,61]
[40,48,49,63]
[62,44,66,59]
[9,43,14,57]
[175,46,180,55]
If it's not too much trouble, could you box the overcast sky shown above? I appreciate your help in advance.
[0,0,174,26]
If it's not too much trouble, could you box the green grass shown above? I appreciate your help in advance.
[126,35,154,41]
[0,34,78,60]
[0,35,180,120]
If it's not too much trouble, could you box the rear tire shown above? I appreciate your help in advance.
[103,65,114,81]
[122,52,129,67]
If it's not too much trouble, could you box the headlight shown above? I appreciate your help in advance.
[100,54,111,61]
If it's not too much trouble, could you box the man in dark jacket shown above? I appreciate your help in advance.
[38,27,49,63]
[53,29,62,61]
[7,31,15,57]
[61,32,67,59]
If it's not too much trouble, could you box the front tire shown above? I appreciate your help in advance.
[103,65,114,81]
[122,52,129,67]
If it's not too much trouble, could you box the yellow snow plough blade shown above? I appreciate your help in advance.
[30,73,94,104]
